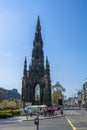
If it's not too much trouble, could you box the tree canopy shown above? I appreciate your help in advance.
[52,82,65,105]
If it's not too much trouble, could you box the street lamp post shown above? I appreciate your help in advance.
[34,111,39,130]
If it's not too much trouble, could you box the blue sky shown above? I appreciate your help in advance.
[0,0,87,98]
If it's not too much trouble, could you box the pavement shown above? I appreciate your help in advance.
[0,113,63,123]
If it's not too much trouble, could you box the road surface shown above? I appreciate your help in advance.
[0,109,87,130]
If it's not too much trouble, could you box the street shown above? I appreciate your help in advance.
[0,117,72,130]
[64,109,87,130]
[0,109,87,130]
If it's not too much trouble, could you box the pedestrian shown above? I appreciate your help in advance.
[29,109,32,117]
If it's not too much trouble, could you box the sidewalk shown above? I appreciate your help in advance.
[0,110,64,124]
[11,114,63,122]
[0,114,63,124]
[22,115,63,121]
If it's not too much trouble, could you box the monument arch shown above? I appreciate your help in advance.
[22,17,51,106]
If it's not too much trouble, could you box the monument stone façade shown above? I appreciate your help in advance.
[22,17,51,106]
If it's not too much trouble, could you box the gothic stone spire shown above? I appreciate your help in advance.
[34,16,43,45]
[23,56,27,77]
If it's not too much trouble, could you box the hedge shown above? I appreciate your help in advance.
[0,109,20,119]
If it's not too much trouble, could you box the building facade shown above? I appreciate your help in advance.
[22,17,51,106]
[0,88,20,101]
[81,82,87,107]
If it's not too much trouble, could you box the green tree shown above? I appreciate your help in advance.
[8,101,16,108]
[52,82,65,105]
[15,100,22,108]
[1,100,9,108]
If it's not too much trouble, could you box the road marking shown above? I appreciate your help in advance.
[65,116,77,130]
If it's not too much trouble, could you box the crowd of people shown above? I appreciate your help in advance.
[26,106,58,117]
